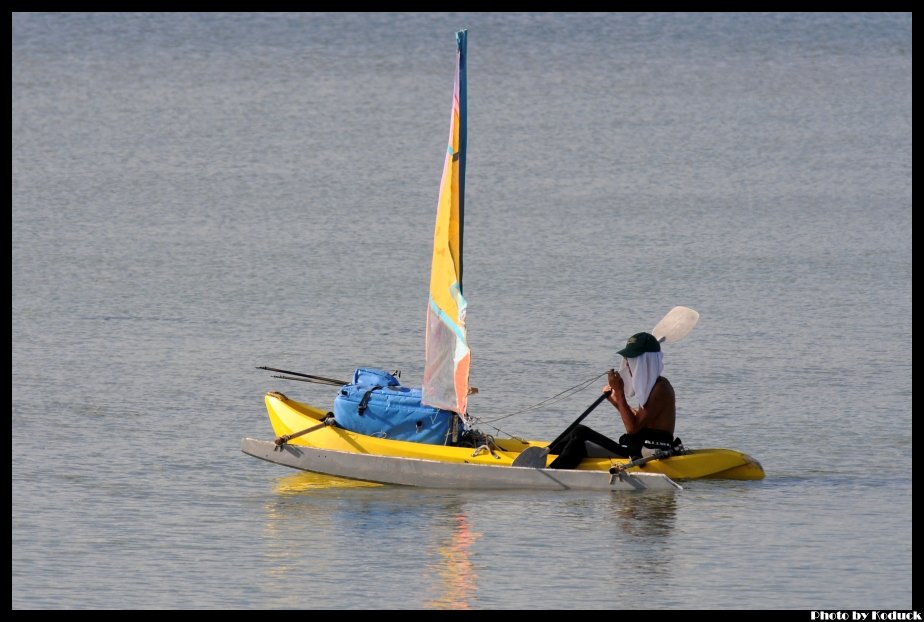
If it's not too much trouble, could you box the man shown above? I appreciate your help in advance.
[548,332,681,469]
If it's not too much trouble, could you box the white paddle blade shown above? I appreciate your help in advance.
[651,306,700,344]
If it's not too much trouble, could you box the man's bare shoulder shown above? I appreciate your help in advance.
[653,376,675,397]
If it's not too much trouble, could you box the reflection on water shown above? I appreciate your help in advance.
[424,511,482,610]
[260,479,482,609]
[273,471,382,493]
[259,476,670,608]
[608,492,678,581]
[612,492,678,539]
[258,472,385,607]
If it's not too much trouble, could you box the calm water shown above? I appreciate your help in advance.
[12,13,912,609]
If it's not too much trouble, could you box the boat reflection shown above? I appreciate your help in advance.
[261,478,481,609]
[611,491,678,538]
[424,511,481,610]
[272,471,382,493]
[607,492,678,581]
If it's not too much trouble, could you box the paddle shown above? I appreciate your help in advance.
[510,391,611,467]
[651,306,700,344]
[511,306,699,469]
[547,390,612,449]
[510,447,550,467]
[274,414,335,446]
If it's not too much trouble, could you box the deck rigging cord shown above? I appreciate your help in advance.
[462,371,609,442]
[471,371,608,424]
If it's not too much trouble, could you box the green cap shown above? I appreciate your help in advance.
[617,332,661,358]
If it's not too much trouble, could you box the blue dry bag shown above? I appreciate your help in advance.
[333,368,455,444]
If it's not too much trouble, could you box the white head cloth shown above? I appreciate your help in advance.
[618,350,664,407]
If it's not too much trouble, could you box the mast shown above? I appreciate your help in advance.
[456,29,466,293]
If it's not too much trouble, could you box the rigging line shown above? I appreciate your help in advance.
[477,373,604,423]
[474,372,608,424]
[476,421,528,444]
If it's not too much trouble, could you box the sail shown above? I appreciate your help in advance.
[422,30,470,417]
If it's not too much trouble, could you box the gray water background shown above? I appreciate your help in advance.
[12,13,912,609]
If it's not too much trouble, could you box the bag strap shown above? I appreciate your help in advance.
[357,386,382,415]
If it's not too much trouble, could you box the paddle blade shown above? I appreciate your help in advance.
[511,446,549,468]
[651,306,700,344]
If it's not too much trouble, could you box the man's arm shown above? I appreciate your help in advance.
[607,370,674,434]
[606,369,641,434]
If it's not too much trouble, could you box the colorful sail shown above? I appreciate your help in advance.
[422,30,470,417]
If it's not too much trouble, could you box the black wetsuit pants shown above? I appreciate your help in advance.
[547,424,677,470]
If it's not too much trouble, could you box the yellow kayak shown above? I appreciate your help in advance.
[262,391,765,481]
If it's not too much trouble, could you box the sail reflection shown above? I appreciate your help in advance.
[260,481,482,609]
[425,511,481,610]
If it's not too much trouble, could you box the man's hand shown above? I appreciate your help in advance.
[606,368,630,409]
[607,368,623,393]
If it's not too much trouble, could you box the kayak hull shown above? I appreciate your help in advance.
[248,391,764,484]
[241,438,682,491]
